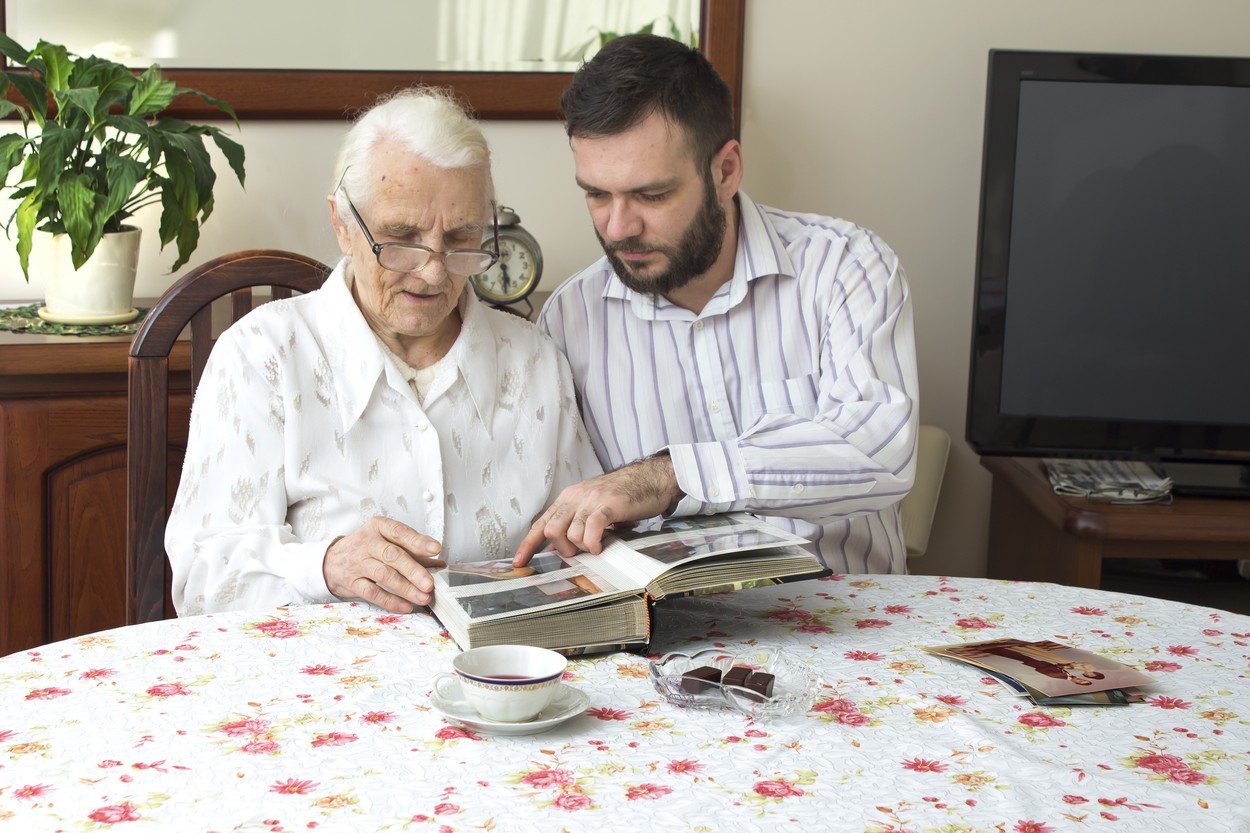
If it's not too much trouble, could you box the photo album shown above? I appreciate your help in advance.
[923,638,1157,706]
[428,513,830,654]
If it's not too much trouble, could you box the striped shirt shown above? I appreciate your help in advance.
[539,192,918,574]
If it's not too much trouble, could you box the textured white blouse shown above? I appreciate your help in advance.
[166,260,602,615]
[540,192,918,575]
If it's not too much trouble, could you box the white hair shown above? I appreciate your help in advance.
[330,86,494,220]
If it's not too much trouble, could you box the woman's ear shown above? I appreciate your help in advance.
[328,195,352,256]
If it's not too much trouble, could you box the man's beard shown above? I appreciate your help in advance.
[599,182,726,297]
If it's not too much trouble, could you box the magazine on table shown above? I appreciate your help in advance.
[922,637,1156,706]
[428,513,830,654]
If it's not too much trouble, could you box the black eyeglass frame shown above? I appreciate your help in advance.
[340,188,500,277]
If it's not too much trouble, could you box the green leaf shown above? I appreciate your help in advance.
[128,66,176,117]
[209,130,246,188]
[55,86,101,124]
[4,69,48,125]
[0,134,31,185]
[100,155,145,226]
[29,41,72,92]
[104,114,154,139]
[164,132,217,213]
[34,123,74,196]
[57,172,100,263]
[174,87,239,124]
[0,32,32,66]
[14,191,41,280]
[0,98,20,121]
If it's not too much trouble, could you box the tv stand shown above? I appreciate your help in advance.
[1155,461,1250,499]
[982,457,1250,589]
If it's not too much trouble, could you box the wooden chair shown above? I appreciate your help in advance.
[127,249,331,624]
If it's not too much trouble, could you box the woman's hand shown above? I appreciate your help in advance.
[323,517,446,613]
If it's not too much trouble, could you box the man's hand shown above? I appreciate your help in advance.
[323,517,446,613]
[514,453,684,564]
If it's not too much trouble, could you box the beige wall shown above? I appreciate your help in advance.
[4,1,1248,578]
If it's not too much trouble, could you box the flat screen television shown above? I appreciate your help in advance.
[966,49,1250,497]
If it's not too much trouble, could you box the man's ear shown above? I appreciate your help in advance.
[711,139,743,201]
[328,195,352,255]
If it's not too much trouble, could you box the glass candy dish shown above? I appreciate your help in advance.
[648,647,821,718]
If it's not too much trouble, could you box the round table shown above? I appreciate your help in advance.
[1,575,1248,832]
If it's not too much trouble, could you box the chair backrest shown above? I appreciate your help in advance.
[126,249,330,624]
[900,424,952,559]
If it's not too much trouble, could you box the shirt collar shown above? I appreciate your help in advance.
[601,191,798,318]
[315,259,495,434]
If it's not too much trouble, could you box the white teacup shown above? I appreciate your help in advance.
[432,645,567,722]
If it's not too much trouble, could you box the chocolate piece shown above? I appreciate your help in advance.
[680,665,723,693]
[722,666,752,689]
[743,671,775,697]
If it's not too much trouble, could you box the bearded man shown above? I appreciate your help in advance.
[515,35,918,576]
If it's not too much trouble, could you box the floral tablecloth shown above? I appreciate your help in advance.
[1,575,1248,832]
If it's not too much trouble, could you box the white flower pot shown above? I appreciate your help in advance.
[35,227,142,325]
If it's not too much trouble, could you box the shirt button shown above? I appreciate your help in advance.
[417,422,428,431]
[792,483,805,494]
[422,490,435,503]
[709,402,721,414]
[693,320,705,331]
[709,485,720,498]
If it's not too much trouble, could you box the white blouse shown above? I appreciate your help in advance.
[166,260,602,615]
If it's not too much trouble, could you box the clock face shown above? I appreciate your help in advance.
[474,235,539,303]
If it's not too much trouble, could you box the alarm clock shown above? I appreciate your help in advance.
[472,205,543,307]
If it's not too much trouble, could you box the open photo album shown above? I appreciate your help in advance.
[428,513,830,653]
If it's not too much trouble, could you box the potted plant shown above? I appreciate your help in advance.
[0,34,245,323]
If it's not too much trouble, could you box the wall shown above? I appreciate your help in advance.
[3,1,1248,578]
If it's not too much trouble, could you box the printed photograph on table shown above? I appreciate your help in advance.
[924,637,1157,698]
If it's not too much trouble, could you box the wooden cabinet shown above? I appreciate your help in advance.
[982,456,1250,588]
[0,326,191,655]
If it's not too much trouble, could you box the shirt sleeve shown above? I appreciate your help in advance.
[165,329,336,616]
[668,246,918,522]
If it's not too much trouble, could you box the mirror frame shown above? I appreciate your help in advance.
[2,0,744,128]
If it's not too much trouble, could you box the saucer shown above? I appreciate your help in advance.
[429,681,589,736]
[38,306,140,325]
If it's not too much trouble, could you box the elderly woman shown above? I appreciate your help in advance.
[166,88,601,616]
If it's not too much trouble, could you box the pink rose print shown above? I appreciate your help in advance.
[844,650,885,661]
[301,664,340,676]
[433,803,460,815]
[753,779,805,798]
[433,726,479,741]
[1062,795,1088,804]
[626,783,673,800]
[855,618,891,630]
[883,604,913,615]
[1019,712,1066,728]
[146,682,191,698]
[954,617,994,630]
[796,622,833,634]
[522,768,576,788]
[219,718,271,737]
[375,615,404,625]
[271,778,319,794]
[1013,822,1053,833]
[837,711,871,726]
[25,687,71,700]
[88,803,141,823]
[587,707,632,720]
[253,619,302,638]
[14,784,51,800]
[768,609,813,623]
[1148,696,1191,710]
[0,729,15,742]
[361,711,395,724]
[552,792,593,811]
[1070,606,1106,616]
[666,759,703,775]
[311,732,358,746]
[80,668,115,680]
[935,695,967,707]
[241,739,280,754]
[1167,767,1208,785]
[1144,661,1182,673]
[901,758,948,773]
[1166,645,1198,657]
[1136,754,1186,774]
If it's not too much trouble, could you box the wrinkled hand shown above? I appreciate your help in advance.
[323,517,446,613]
[514,454,684,564]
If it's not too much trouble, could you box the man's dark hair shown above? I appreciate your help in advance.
[561,34,734,172]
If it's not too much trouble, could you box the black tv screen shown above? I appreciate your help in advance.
[966,49,1250,494]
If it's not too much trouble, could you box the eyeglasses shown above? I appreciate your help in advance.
[340,188,499,277]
